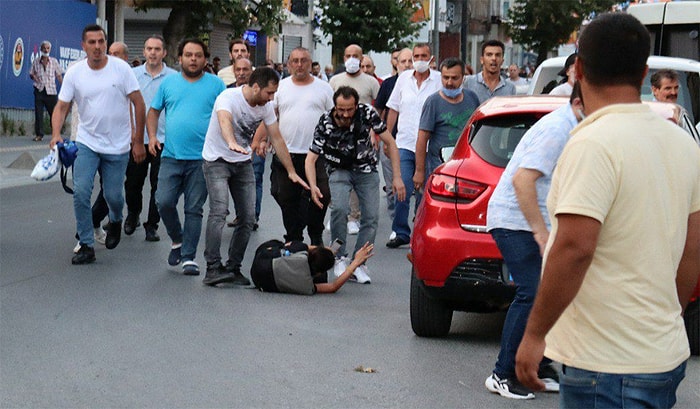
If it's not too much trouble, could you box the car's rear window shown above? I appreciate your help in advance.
[469,114,543,168]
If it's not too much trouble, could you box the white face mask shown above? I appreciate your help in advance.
[41,52,50,57]
[345,57,361,74]
[413,59,430,73]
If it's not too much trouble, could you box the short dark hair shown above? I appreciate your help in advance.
[577,13,649,88]
[311,61,320,68]
[439,57,465,73]
[333,86,359,106]
[651,69,679,88]
[308,247,335,276]
[248,66,279,88]
[481,39,505,56]
[413,42,432,55]
[228,38,249,53]
[144,34,165,48]
[177,38,210,58]
[82,24,106,41]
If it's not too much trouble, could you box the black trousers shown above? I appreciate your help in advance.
[124,146,161,229]
[270,154,330,245]
[33,88,57,137]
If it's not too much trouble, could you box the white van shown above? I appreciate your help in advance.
[627,1,700,61]
[527,55,700,127]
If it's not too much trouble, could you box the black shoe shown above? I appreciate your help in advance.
[252,222,259,231]
[124,214,140,235]
[227,217,240,227]
[538,364,560,392]
[203,264,236,286]
[72,244,96,265]
[386,236,410,248]
[105,221,122,250]
[144,227,160,242]
[485,373,535,400]
[225,264,251,286]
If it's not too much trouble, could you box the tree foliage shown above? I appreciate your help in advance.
[132,0,285,65]
[317,0,425,61]
[506,0,617,66]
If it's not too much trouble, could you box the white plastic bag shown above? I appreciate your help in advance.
[31,147,61,181]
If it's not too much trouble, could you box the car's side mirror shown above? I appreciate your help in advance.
[440,146,454,163]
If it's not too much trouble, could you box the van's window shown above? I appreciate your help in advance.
[469,114,543,167]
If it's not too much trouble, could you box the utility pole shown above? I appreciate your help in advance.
[461,0,469,63]
[432,0,440,62]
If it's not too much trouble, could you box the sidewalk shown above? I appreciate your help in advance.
[0,135,59,190]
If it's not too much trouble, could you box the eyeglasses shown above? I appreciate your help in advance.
[288,58,310,65]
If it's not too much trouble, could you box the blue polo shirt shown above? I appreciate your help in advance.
[150,72,225,160]
[133,63,176,144]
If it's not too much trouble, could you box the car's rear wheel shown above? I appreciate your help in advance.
[685,299,699,356]
[410,270,453,337]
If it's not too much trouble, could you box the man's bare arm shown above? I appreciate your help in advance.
[267,122,309,190]
[49,100,71,147]
[513,168,548,254]
[516,213,601,391]
[378,129,406,202]
[677,211,700,312]
[147,108,162,156]
[414,129,431,189]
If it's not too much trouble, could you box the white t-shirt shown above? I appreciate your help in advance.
[202,87,277,163]
[274,77,334,154]
[549,82,573,96]
[58,56,140,154]
[387,69,442,151]
[328,72,379,105]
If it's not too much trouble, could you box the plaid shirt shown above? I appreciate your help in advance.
[30,56,62,95]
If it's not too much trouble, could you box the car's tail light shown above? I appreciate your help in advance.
[428,174,488,203]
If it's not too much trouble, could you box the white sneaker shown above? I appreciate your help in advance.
[94,227,107,245]
[333,257,349,278]
[351,264,371,284]
[325,220,331,231]
[73,241,81,253]
[347,220,360,235]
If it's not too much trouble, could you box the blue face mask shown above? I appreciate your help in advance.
[442,87,462,98]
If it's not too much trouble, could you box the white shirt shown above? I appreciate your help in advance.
[203,87,277,163]
[58,56,139,154]
[549,82,573,96]
[386,69,442,152]
[274,77,334,154]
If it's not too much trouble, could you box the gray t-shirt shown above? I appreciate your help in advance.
[419,90,480,175]
[272,253,316,295]
[463,72,515,104]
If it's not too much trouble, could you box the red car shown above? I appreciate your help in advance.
[409,96,700,356]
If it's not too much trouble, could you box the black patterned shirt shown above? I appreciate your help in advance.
[310,103,387,174]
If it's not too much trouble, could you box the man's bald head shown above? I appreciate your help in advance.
[108,42,129,61]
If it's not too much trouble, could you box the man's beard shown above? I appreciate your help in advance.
[182,66,203,78]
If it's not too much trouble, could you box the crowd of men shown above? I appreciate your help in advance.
[37,17,698,406]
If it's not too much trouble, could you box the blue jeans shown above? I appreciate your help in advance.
[252,152,265,221]
[73,142,129,247]
[490,228,551,378]
[391,148,422,241]
[560,362,686,409]
[156,157,208,262]
[328,169,379,258]
[203,159,255,269]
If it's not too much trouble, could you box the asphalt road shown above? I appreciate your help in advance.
[1,136,698,408]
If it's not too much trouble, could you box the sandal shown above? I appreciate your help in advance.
[32,136,43,142]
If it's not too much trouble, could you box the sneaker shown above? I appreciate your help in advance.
[485,373,535,400]
[94,227,107,245]
[144,227,160,242]
[168,245,182,266]
[386,236,410,248]
[347,220,360,235]
[224,264,252,286]
[351,264,371,284]
[227,217,240,227]
[182,260,200,276]
[203,264,236,286]
[104,220,122,250]
[73,241,81,254]
[71,244,96,265]
[333,257,349,278]
[124,213,140,235]
[388,231,397,240]
[538,364,560,392]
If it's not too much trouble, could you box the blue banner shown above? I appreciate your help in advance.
[0,0,96,109]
